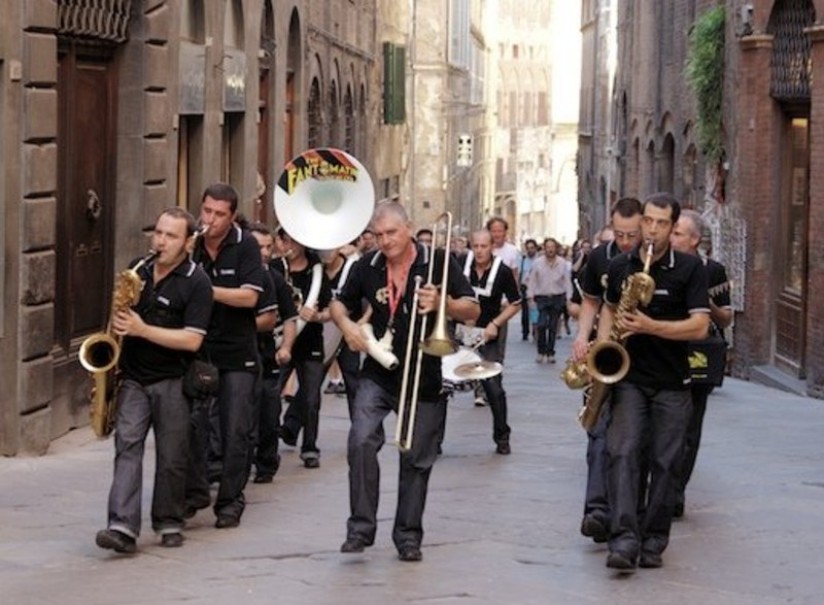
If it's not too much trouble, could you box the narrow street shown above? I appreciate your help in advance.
[1,321,823,604]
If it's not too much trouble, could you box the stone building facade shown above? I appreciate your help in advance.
[579,0,824,397]
[0,0,391,454]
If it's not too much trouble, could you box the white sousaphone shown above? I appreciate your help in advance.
[273,148,396,369]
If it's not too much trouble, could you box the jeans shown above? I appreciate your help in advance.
[254,371,282,477]
[534,294,565,356]
[520,284,531,339]
[186,370,256,521]
[583,399,610,521]
[280,358,325,457]
[673,383,713,509]
[478,340,511,445]
[606,382,691,557]
[346,378,446,549]
[107,378,190,537]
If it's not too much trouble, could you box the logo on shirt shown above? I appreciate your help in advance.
[375,286,389,305]
[156,296,170,306]
[219,269,236,276]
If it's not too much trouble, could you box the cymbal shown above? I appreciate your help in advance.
[453,360,503,380]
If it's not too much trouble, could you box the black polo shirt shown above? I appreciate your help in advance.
[256,266,298,375]
[466,257,521,327]
[337,244,477,400]
[119,257,213,385]
[605,245,709,389]
[579,240,622,300]
[272,252,332,362]
[192,225,264,372]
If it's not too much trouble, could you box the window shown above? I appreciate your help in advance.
[383,42,406,124]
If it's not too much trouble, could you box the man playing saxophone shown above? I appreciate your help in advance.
[599,193,709,571]
[571,197,642,543]
[96,208,213,554]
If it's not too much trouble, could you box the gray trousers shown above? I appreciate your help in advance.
[346,378,445,549]
[107,377,190,537]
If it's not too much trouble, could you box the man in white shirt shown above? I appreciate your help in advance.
[525,238,572,364]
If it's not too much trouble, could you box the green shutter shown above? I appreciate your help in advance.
[383,43,406,124]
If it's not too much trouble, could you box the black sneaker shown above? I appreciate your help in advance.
[398,544,422,562]
[303,457,320,469]
[496,441,511,455]
[96,529,137,554]
[606,550,637,571]
[639,551,663,568]
[580,513,609,543]
[253,474,273,484]
[215,515,240,529]
[161,533,184,548]
[340,538,367,553]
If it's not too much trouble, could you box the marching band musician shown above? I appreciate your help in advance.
[462,229,522,454]
[96,208,213,554]
[320,244,362,417]
[571,197,643,544]
[248,223,298,484]
[669,209,732,518]
[330,201,479,562]
[187,183,265,529]
[599,193,709,570]
[273,227,332,469]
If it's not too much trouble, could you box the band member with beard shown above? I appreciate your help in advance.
[669,209,732,517]
[96,208,213,554]
[600,193,709,570]
[571,197,643,544]
[331,201,478,562]
[273,227,332,469]
[187,183,265,529]
[248,224,298,483]
[461,229,522,454]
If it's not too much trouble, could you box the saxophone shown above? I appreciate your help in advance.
[78,251,157,438]
[563,241,656,431]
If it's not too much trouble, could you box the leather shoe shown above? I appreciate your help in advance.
[606,550,637,570]
[303,457,320,469]
[496,442,511,455]
[215,515,240,529]
[639,551,663,568]
[580,513,609,543]
[253,474,273,484]
[183,501,209,520]
[398,544,422,562]
[161,533,184,548]
[340,538,367,553]
[96,529,137,554]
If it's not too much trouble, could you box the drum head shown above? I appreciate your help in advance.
[441,348,482,383]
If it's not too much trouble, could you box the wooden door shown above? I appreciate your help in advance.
[774,116,809,377]
[56,48,117,348]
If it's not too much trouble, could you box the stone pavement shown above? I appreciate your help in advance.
[2,321,824,604]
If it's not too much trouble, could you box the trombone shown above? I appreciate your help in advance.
[395,212,458,451]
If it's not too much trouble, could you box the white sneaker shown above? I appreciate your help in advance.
[535,354,544,363]
[474,397,488,407]
[547,355,556,364]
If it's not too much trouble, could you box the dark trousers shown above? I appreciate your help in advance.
[107,378,189,537]
[583,400,610,521]
[478,340,511,445]
[520,284,531,339]
[674,383,713,508]
[186,370,256,521]
[535,294,565,356]
[254,370,282,478]
[280,358,325,458]
[337,343,361,419]
[606,382,691,557]
[346,378,445,549]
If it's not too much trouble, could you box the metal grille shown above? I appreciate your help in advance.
[768,0,816,101]
[58,0,133,44]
